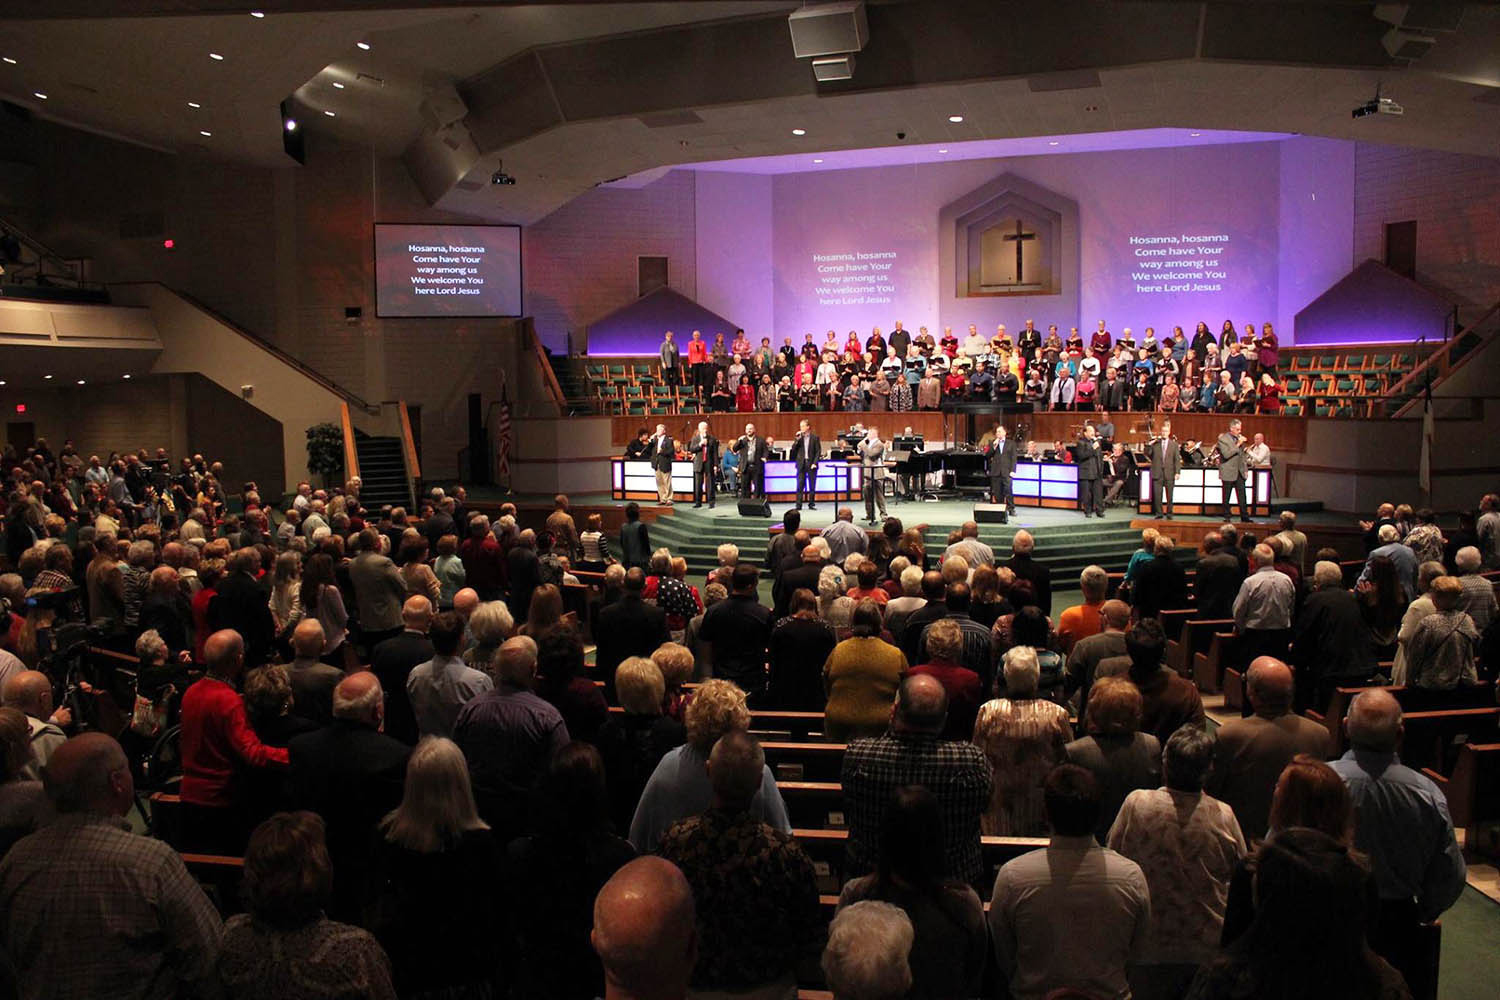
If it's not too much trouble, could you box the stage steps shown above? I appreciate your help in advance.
[353,433,413,509]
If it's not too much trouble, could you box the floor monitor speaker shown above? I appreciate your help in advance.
[738,498,772,518]
[973,503,1009,524]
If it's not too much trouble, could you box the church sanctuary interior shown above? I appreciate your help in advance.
[5,1,1500,998]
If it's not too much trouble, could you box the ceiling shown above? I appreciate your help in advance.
[1,2,1498,225]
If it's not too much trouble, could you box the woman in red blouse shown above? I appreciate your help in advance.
[735,379,755,412]
[1257,372,1282,413]
[940,329,959,357]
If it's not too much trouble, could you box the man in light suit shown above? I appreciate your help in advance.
[658,330,681,390]
[1217,417,1248,521]
[687,420,719,509]
[733,423,770,500]
[984,423,1018,516]
[858,428,889,525]
[1074,423,1104,518]
[791,419,822,511]
[645,423,675,506]
[1147,418,1182,520]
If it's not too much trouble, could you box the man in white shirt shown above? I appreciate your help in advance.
[1244,432,1270,467]
[821,508,868,566]
[407,611,492,740]
[990,764,1151,1000]
[962,324,988,358]
[1232,543,1296,673]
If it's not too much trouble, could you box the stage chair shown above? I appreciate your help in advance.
[1372,353,1391,370]
[1342,353,1366,371]
[1335,377,1356,396]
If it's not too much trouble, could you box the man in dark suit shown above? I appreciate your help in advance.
[1147,419,1182,519]
[289,671,411,921]
[369,595,433,746]
[687,420,719,509]
[645,423,676,506]
[733,422,770,500]
[773,544,826,620]
[790,419,821,511]
[1099,369,1127,412]
[1074,423,1104,518]
[208,547,275,666]
[984,423,1018,516]
[594,568,669,697]
[1004,530,1054,617]
[1216,417,1248,521]
[1194,531,1245,620]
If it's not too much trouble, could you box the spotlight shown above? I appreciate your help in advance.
[43,374,52,380]
[32,92,46,100]
[188,101,201,108]
[792,128,806,136]
[1047,140,1059,145]
[813,158,823,163]
[490,167,516,185]
[938,149,947,154]
[122,374,131,380]
[209,52,224,61]
[332,81,345,89]
[250,10,265,17]
[163,238,175,250]
[199,130,212,137]
[76,379,85,385]
[285,118,298,131]
[323,110,336,117]
[2,57,16,65]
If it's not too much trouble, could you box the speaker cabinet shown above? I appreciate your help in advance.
[738,498,772,518]
[974,504,1009,524]
[788,2,868,58]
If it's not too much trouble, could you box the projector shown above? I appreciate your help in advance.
[491,169,516,185]
[1352,97,1403,119]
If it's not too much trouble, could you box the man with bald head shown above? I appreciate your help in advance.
[179,628,289,853]
[369,594,434,745]
[593,856,698,1000]
[1,670,66,781]
[0,734,223,1000]
[289,671,411,921]
[842,674,993,887]
[1331,688,1466,996]
[1066,599,1131,725]
[286,618,343,725]
[1205,656,1332,840]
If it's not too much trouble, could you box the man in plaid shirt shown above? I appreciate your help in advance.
[0,733,223,1000]
[842,675,994,887]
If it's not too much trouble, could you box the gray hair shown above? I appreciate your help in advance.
[1417,560,1447,594]
[134,629,168,665]
[822,901,914,1000]
[1312,560,1342,590]
[494,636,538,687]
[1011,530,1035,555]
[843,553,865,576]
[1455,546,1482,573]
[468,601,514,644]
[1163,724,1215,792]
[1002,644,1040,697]
[716,542,739,565]
[1079,564,1108,598]
[809,536,832,559]
[898,565,923,597]
[1377,523,1399,543]
[333,677,383,723]
[708,730,765,808]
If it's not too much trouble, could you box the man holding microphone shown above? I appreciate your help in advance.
[791,419,822,511]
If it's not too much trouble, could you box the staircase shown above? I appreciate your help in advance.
[354,432,412,509]
[548,355,600,416]
[1378,299,1500,417]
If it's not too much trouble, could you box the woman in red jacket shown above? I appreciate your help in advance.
[1257,371,1282,413]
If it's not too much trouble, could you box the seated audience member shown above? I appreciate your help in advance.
[1188,828,1407,1000]
[822,901,915,1000]
[595,568,669,698]
[462,600,514,678]
[698,563,774,700]
[1292,560,1378,712]
[1065,676,1162,843]
[659,732,823,997]
[909,618,983,741]
[824,599,910,741]
[1453,545,1497,633]
[768,588,839,711]
[591,857,698,1000]
[1056,564,1109,654]
[512,742,637,1000]
[0,734,222,998]
[973,646,1074,837]
[1098,617,1205,743]
[218,811,396,1000]
[843,675,993,887]
[838,786,986,999]
[1402,575,1480,689]
[0,670,66,781]
[1108,726,1246,999]
[1330,688,1465,994]
[369,594,434,745]
[630,678,789,852]
[288,672,412,921]
[989,765,1150,1000]
[597,656,687,832]
[179,628,290,853]
[0,707,51,855]
[1206,657,1332,841]
[285,619,344,726]
[1066,598,1131,724]
[453,635,569,839]
[1220,754,1353,945]
[375,736,502,999]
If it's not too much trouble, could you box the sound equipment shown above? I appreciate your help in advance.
[738,498,772,518]
[973,503,1009,524]
[788,2,869,58]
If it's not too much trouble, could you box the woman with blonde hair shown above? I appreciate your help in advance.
[376,736,502,998]
[267,550,303,643]
[597,656,687,830]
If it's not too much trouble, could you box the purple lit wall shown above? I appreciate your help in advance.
[1294,260,1452,347]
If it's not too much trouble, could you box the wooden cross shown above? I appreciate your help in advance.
[1002,219,1037,284]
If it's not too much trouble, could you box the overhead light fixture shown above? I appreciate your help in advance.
[332,81,345,89]
[791,128,806,136]
[1,57,16,65]
[285,118,298,131]
[1048,140,1059,146]
[0,381,6,386]
[813,158,823,163]
[1190,132,1201,137]
[43,374,52,380]
[250,10,265,17]
[32,92,46,100]
[948,115,964,123]
[122,374,131,380]
[356,41,371,50]
[76,379,85,385]
[187,101,201,108]
[209,52,224,61]
[199,130,212,137]
[938,148,948,153]
[323,110,336,117]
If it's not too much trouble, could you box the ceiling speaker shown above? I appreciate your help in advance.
[812,55,856,82]
[418,82,468,131]
[788,2,868,59]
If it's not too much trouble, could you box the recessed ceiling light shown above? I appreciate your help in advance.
[0,380,6,386]
[1048,140,1059,146]
[32,92,46,100]
[948,115,964,123]
[356,41,371,50]
[199,130,212,137]
[209,52,224,61]
[1190,132,1201,137]
[791,128,806,136]
[187,101,201,108]
[332,81,345,89]
[813,158,823,163]
[122,374,131,380]
[76,379,86,385]
[938,148,948,153]
[250,10,265,17]
[42,374,52,380]
[1,57,16,66]
[323,110,336,117]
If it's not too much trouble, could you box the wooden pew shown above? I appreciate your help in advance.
[780,781,846,830]
[1399,707,1500,775]
[765,741,848,782]
[603,706,830,741]
[1424,742,1500,860]
[1310,682,1496,755]
[792,826,1046,894]
[1194,631,1240,706]
[179,852,245,915]
[1177,619,1234,688]
[1159,607,1196,647]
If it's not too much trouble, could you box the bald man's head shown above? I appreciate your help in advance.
[2,670,53,720]
[1246,656,1294,716]
[203,629,245,680]
[291,619,326,659]
[1346,688,1403,753]
[1100,599,1131,630]
[402,595,433,630]
[45,733,132,815]
[332,671,384,727]
[894,674,948,734]
[453,588,479,618]
[593,857,697,1000]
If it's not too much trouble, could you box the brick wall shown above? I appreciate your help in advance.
[523,170,698,353]
[1353,142,1500,326]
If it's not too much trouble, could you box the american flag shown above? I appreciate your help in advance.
[496,384,513,486]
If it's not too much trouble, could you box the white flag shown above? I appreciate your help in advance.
[1418,391,1434,497]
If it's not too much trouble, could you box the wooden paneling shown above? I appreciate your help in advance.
[611,412,948,447]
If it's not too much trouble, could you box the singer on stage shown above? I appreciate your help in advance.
[857,428,888,524]
[791,419,821,511]
[733,423,770,499]
[1216,417,1248,520]
[1146,418,1181,520]
[1074,423,1103,518]
[688,420,718,508]
[984,422,1017,516]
